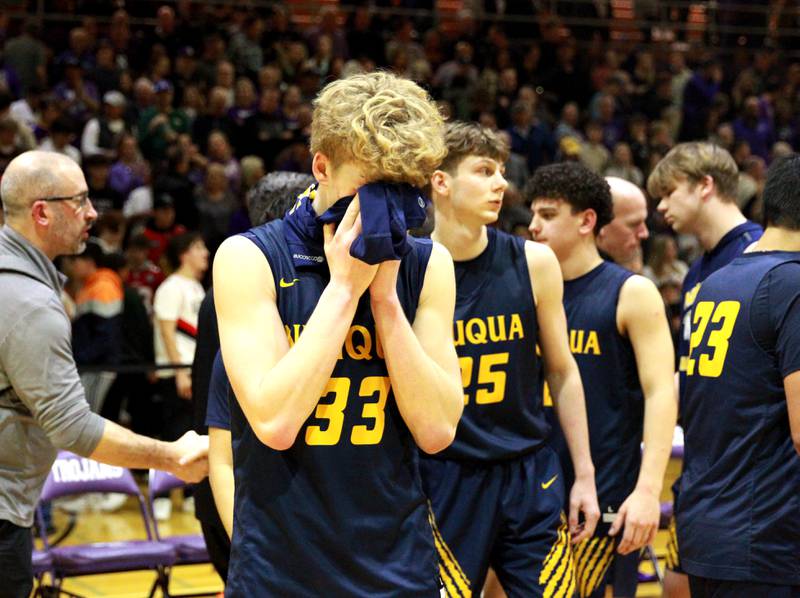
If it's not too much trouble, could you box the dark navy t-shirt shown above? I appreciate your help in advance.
[678,221,763,408]
[678,252,800,584]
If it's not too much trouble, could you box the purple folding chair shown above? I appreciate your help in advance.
[31,545,54,597]
[147,469,216,597]
[37,451,177,598]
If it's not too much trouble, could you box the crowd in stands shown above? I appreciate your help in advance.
[0,2,796,434]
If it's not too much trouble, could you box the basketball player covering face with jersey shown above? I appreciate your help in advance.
[213,73,463,596]
[420,122,599,597]
[528,163,676,598]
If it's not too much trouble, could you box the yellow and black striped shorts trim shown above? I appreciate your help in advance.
[538,516,577,598]
[572,535,616,598]
[665,516,681,572]
[428,505,472,598]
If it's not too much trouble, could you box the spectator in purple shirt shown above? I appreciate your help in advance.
[56,27,96,75]
[109,133,149,198]
[506,100,556,174]
[596,92,626,150]
[733,96,775,161]
[680,59,722,141]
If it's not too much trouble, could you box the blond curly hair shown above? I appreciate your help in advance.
[310,72,446,187]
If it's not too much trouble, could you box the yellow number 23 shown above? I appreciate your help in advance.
[686,300,741,378]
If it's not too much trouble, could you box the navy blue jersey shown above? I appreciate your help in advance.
[437,228,547,461]
[678,221,763,407]
[226,220,439,597]
[205,350,230,432]
[546,262,642,513]
[678,252,800,585]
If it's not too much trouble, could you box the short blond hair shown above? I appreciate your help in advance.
[310,72,446,187]
[647,142,739,201]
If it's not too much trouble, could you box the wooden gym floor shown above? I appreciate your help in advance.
[37,457,681,597]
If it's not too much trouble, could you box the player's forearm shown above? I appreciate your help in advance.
[550,368,595,478]
[209,428,234,538]
[371,297,462,453]
[250,283,361,449]
[637,388,678,495]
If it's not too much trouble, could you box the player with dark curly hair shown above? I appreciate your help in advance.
[527,162,677,598]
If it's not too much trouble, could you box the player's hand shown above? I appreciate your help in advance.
[609,487,660,554]
[369,260,401,304]
[569,473,600,544]
[323,196,378,297]
[169,431,209,483]
[176,369,192,400]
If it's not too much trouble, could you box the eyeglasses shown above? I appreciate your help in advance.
[40,190,91,212]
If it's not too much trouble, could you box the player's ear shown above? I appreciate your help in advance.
[698,174,715,202]
[430,170,451,198]
[312,152,331,184]
[579,208,597,236]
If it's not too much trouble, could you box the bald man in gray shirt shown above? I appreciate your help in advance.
[0,151,208,598]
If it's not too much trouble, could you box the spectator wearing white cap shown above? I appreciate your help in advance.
[81,90,128,160]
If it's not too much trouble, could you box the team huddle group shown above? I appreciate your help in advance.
[199,72,800,598]
[1,69,798,598]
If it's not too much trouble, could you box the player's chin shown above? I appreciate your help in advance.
[666,217,685,232]
[482,209,501,224]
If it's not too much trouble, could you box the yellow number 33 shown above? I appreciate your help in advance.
[686,300,741,378]
[305,376,390,446]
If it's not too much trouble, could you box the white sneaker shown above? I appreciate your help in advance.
[181,495,195,514]
[95,493,128,512]
[153,496,172,521]
[54,495,91,514]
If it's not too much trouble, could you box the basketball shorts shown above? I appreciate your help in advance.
[665,481,683,574]
[421,445,575,598]
[572,521,638,598]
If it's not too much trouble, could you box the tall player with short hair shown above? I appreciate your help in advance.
[213,73,464,595]
[677,154,800,597]
[422,121,599,597]
[647,142,762,598]
[528,163,676,598]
